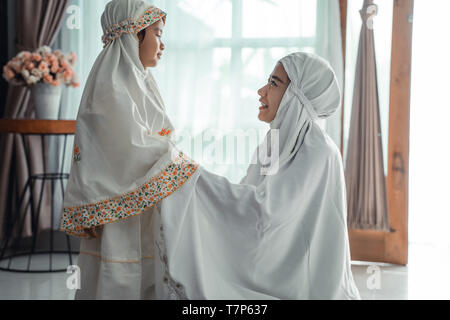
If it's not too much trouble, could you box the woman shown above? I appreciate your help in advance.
[59,0,199,299]
[154,52,362,300]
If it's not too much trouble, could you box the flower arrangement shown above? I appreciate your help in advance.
[2,45,80,88]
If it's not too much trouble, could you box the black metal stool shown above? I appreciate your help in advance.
[0,120,80,273]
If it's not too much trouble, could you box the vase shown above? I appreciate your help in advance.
[30,82,63,120]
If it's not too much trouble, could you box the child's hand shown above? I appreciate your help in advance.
[84,225,103,239]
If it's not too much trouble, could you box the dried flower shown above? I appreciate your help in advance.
[2,45,80,88]
[3,66,14,81]
[31,53,42,62]
[31,68,43,78]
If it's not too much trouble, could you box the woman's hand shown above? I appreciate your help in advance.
[84,225,103,239]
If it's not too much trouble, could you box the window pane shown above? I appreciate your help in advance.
[154,48,232,132]
[242,0,317,38]
[171,0,233,38]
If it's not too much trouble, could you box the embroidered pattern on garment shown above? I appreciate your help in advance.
[155,214,188,300]
[158,128,171,137]
[60,152,198,238]
[73,145,81,163]
[102,6,166,48]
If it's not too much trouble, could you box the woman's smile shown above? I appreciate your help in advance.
[259,98,269,110]
[257,63,290,123]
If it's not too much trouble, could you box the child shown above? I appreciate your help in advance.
[60,0,198,299]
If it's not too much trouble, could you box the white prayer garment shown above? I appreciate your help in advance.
[60,0,198,239]
[58,0,198,299]
[155,52,362,300]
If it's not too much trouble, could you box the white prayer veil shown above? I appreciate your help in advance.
[60,0,198,238]
[242,52,341,185]
[155,52,361,299]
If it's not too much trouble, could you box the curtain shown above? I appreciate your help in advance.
[0,1,9,118]
[56,0,345,185]
[0,0,69,240]
[344,0,390,231]
[343,0,393,169]
[57,0,111,122]
[152,0,344,183]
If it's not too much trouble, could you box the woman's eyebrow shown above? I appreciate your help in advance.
[270,75,285,84]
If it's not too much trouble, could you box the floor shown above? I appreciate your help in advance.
[0,242,449,300]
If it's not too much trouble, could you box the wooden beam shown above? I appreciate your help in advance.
[349,229,386,263]
[385,0,415,265]
[0,120,76,134]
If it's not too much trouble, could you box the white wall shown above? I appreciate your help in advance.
[409,0,450,249]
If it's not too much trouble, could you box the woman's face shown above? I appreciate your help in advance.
[257,63,290,123]
[138,19,165,68]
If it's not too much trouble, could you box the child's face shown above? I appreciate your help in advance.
[138,19,165,68]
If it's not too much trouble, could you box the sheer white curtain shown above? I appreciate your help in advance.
[56,0,344,184]
[151,0,344,182]
[56,0,110,121]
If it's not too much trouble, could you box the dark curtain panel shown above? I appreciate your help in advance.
[0,0,69,240]
[345,0,391,231]
[0,0,9,117]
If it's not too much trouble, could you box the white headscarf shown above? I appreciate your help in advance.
[154,52,361,299]
[60,0,198,238]
[242,52,342,184]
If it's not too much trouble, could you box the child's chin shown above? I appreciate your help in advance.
[146,60,158,68]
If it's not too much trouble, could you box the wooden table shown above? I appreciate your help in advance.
[0,119,79,273]
[0,119,76,135]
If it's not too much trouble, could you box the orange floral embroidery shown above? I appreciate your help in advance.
[60,151,199,238]
[102,6,167,48]
[73,145,81,163]
[158,128,171,137]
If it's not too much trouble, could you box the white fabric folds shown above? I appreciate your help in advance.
[155,52,361,299]
[70,39,361,298]
[59,0,198,238]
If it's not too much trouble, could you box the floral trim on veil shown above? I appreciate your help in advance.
[102,6,166,48]
[60,152,199,238]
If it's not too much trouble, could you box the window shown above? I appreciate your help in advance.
[57,0,343,183]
